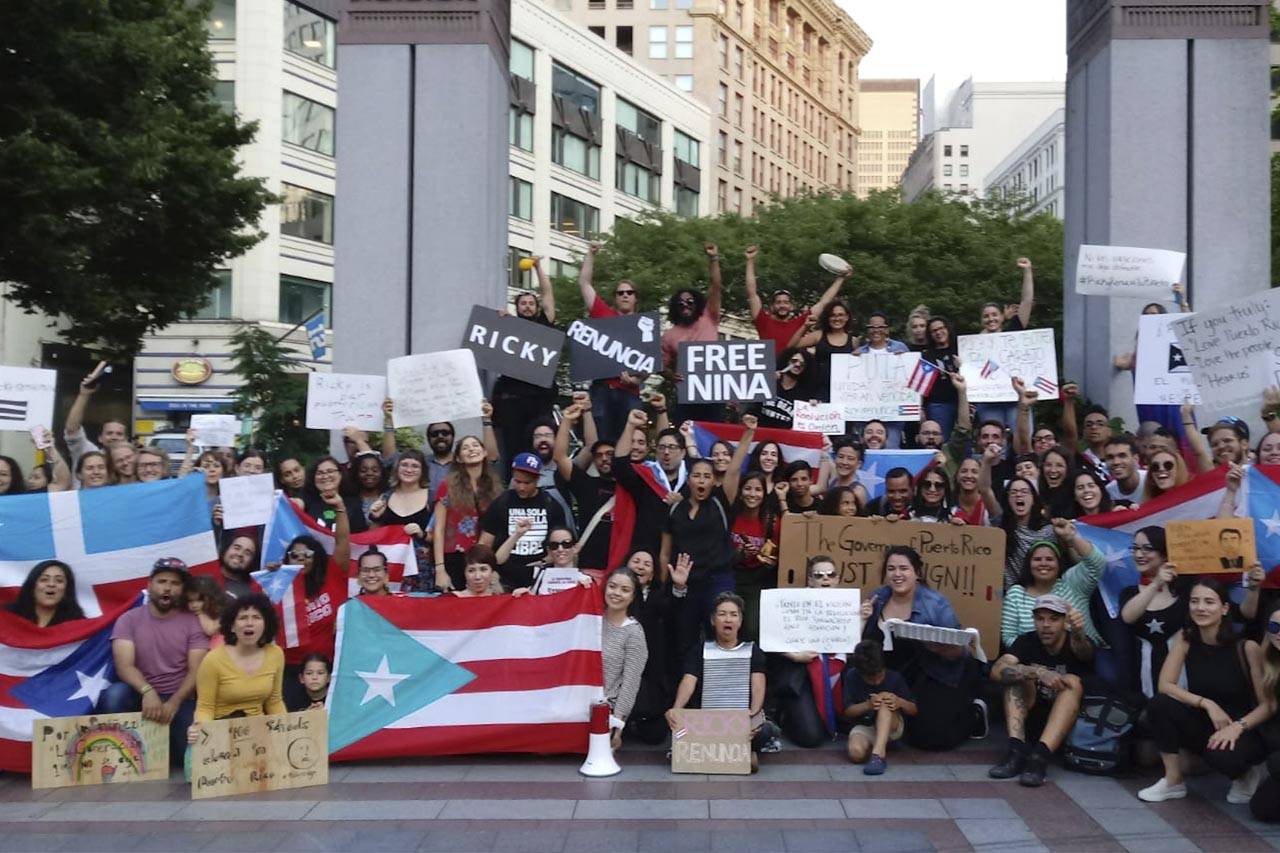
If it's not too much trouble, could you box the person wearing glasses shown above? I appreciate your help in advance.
[577,242,647,445]
[355,548,393,597]
[911,469,955,523]
[302,456,368,534]
[491,256,558,468]
[788,298,855,404]
[743,244,849,356]
[614,409,687,563]
[770,556,848,749]
[1119,527,1189,700]
[1141,448,1190,502]
[661,243,726,424]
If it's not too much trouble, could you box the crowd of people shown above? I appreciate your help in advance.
[0,245,1276,819]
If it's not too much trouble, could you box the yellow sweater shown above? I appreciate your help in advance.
[194,644,286,722]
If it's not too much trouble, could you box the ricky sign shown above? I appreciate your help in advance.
[461,305,565,388]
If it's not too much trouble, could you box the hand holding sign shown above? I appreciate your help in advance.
[386,349,484,427]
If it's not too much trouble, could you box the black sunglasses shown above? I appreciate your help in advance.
[1268,620,1280,635]
[428,430,454,439]
[1150,461,1175,473]
[548,541,575,550]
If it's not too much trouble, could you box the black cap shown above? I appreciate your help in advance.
[1201,417,1249,441]
[150,557,190,579]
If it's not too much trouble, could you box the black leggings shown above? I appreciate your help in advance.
[768,657,829,748]
[1145,694,1269,780]
[1253,752,1280,822]
[905,658,983,751]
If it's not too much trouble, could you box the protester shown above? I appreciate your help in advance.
[1037,447,1075,518]
[105,442,137,484]
[194,450,228,523]
[627,550,689,744]
[911,468,954,523]
[5,560,86,626]
[974,257,1035,428]
[660,458,734,636]
[235,449,267,477]
[982,450,1053,589]
[491,258,558,467]
[352,450,390,524]
[288,652,332,712]
[843,640,916,774]
[62,366,130,469]
[1069,469,1115,518]
[189,593,286,733]
[790,298,855,403]
[614,410,683,560]
[725,419,781,641]
[479,453,569,590]
[356,548,392,597]
[186,575,226,646]
[662,244,725,423]
[757,348,813,429]
[905,305,930,351]
[921,316,961,439]
[75,450,110,491]
[552,403,614,571]
[217,535,257,599]
[1001,518,1105,648]
[821,485,862,517]
[782,460,818,514]
[302,456,368,533]
[135,446,170,483]
[770,555,846,749]
[1119,527,1189,700]
[432,435,502,591]
[1104,436,1146,505]
[746,439,784,491]
[577,242,646,443]
[860,419,889,451]
[451,544,516,597]
[744,244,848,354]
[952,457,988,526]
[369,449,432,540]
[601,568,648,749]
[276,456,308,502]
[1142,448,1190,502]
[863,467,912,519]
[1250,608,1280,821]
[424,421,457,497]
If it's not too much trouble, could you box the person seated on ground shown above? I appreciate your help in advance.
[186,575,227,647]
[356,547,393,597]
[627,550,689,745]
[99,558,209,763]
[1001,518,1104,650]
[843,640,917,775]
[452,544,531,598]
[188,593,286,741]
[1119,526,1190,702]
[667,592,782,766]
[602,568,648,750]
[1250,607,1280,822]
[6,560,86,627]
[289,652,332,712]
[988,594,1091,787]
[1138,579,1274,804]
[861,546,985,750]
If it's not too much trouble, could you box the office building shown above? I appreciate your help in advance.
[856,78,919,195]
[986,108,1065,218]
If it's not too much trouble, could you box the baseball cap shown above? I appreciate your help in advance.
[1032,593,1070,615]
[771,288,793,299]
[1201,416,1249,441]
[150,557,190,579]
[511,452,542,475]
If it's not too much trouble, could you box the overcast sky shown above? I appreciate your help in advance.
[837,0,1067,96]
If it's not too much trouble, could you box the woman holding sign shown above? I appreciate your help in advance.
[860,546,983,750]
[1119,527,1189,700]
[189,593,286,737]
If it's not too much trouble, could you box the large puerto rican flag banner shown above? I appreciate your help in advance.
[858,449,938,501]
[261,494,417,592]
[328,585,603,760]
[0,595,142,771]
[0,474,219,616]
[691,421,825,469]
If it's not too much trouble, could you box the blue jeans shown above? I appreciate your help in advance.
[590,381,644,445]
[98,681,195,766]
[926,402,958,443]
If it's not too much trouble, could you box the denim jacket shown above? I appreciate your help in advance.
[866,584,967,687]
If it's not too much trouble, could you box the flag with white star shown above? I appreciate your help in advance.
[1247,464,1280,587]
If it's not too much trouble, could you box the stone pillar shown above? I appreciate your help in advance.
[332,0,510,376]
[1062,0,1269,424]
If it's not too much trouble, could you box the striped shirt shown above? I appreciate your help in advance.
[602,618,648,721]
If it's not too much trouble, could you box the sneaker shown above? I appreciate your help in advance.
[1227,764,1264,804]
[989,740,1027,779]
[863,754,887,776]
[1019,751,1048,787]
[1138,778,1187,802]
[970,698,989,740]
[759,737,783,754]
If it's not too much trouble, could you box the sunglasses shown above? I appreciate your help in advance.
[1150,461,1176,473]
[615,289,636,296]
[1268,620,1280,635]
[548,541,575,550]
[428,430,454,439]
[921,481,945,490]
[287,547,315,559]
[810,570,837,580]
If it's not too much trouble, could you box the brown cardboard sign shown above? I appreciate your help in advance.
[32,712,169,789]
[191,709,328,799]
[1166,518,1257,574]
[669,709,752,775]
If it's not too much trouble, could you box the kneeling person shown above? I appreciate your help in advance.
[988,594,1091,787]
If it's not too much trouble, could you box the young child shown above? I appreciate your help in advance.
[290,652,332,711]
[842,640,917,775]
[186,575,227,648]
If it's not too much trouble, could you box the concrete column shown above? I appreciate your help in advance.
[1062,1,1269,424]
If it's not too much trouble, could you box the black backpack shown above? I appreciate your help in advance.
[1063,695,1141,775]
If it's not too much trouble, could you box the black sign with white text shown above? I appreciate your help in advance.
[461,306,566,388]
[566,311,662,382]
[678,340,777,404]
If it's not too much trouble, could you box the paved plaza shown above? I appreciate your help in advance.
[0,739,1275,853]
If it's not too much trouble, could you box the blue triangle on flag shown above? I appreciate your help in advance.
[328,600,476,753]
[251,565,302,604]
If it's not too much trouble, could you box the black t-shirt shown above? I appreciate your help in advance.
[492,310,557,401]
[681,641,766,709]
[921,347,959,404]
[1120,582,1190,698]
[665,496,734,578]
[841,668,914,724]
[756,380,806,429]
[480,489,568,589]
[555,465,614,570]
[302,493,369,534]
[1008,630,1093,701]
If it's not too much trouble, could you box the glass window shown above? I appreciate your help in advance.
[718,83,728,116]
[648,26,668,58]
[617,161,660,203]
[207,0,235,39]
[733,46,744,77]
[675,25,694,58]
[960,145,969,157]
[509,177,533,220]
[189,270,233,320]
[675,186,699,217]
[213,80,235,114]
[651,0,669,8]
[550,193,599,238]
[509,107,533,151]
[959,164,969,177]
[674,74,693,92]
[719,35,729,67]
[279,275,331,326]
[283,1,335,68]
[551,259,580,279]
[280,183,334,244]
[942,164,952,177]
[282,91,334,156]
[717,131,727,165]
[507,247,533,290]
[943,144,952,157]
[552,63,600,115]
[674,130,700,167]
[510,39,535,80]
[617,100,661,146]
[552,128,600,179]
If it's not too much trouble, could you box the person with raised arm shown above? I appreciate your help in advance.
[662,243,726,424]
[578,241,646,443]
[744,244,849,355]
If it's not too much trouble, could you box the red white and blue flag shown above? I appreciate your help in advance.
[980,360,1000,379]
[0,475,219,616]
[1033,376,1058,398]
[690,421,826,470]
[857,450,938,501]
[906,360,940,396]
[251,565,310,649]
[897,404,921,419]
[327,585,603,760]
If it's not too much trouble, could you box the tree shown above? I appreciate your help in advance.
[228,326,328,463]
[0,0,273,359]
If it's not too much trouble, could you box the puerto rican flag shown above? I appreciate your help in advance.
[1248,465,1280,588]
[251,565,310,648]
[906,360,940,396]
[1033,376,1058,398]
[858,449,938,501]
[980,360,1000,379]
[261,495,417,593]
[690,421,826,470]
[0,475,219,616]
[0,595,142,771]
[328,585,602,760]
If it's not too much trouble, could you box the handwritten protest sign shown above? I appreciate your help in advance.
[190,414,239,448]
[461,305,565,387]
[566,312,661,382]
[537,568,583,595]
[777,515,1004,659]
[218,473,276,528]
[1167,518,1258,575]
[1074,245,1186,298]
[678,341,775,404]
[386,349,484,427]
[1171,289,1280,442]
[32,713,169,789]
[792,402,845,435]
[829,352,922,422]
[958,329,1058,404]
[670,709,751,775]
[1134,313,1200,406]
[759,588,860,653]
[305,373,386,430]
[191,709,328,800]
[0,366,57,432]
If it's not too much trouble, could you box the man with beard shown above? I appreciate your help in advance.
[743,245,848,355]
[492,257,558,468]
[662,243,724,424]
[553,401,615,570]
[527,416,575,531]
[578,242,647,446]
[98,558,210,763]
[425,421,456,497]
[218,535,258,599]
[862,468,913,519]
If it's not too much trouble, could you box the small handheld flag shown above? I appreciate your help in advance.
[905,359,939,396]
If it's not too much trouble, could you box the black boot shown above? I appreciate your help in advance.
[1019,742,1051,787]
[989,737,1027,779]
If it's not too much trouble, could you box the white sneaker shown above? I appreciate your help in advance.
[1138,778,1187,802]
[1227,764,1264,804]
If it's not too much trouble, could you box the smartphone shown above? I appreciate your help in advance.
[29,426,53,450]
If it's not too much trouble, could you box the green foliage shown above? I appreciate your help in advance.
[228,326,328,462]
[560,190,1065,343]
[0,0,273,359]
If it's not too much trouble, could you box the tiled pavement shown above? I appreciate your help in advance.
[0,742,1275,853]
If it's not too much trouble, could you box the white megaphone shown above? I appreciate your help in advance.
[579,700,621,777]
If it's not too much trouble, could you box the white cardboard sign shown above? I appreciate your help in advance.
[791,402,845,435]
[758,587,861,654]
[829,352,922,422]
[0,366,57,433]
[189,414,239,448]
[218,474,276,528]
[957,329,1059,404]
[1074,245,1186,298]
[1134,313,1201,406]
[386,349,484,428]
[305,373,386,431]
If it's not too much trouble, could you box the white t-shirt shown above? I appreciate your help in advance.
[1106,469,1147,503]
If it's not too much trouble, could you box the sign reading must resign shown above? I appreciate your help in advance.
[677,340,776,404]
[776,515,1004,660]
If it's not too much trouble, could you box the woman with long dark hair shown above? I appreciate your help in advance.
[432,435,502,591]
[981,444,1052,589]
[6,561,85,626]
[911,468,954,523]
[660,458,735,641]
[623,548,689,745]
[302,456,368,533]
[601,568,648,750]
[1119,526,1189,700]
[921,316,960,440]
[1069,469,1115,518]
[789,298,856,403]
